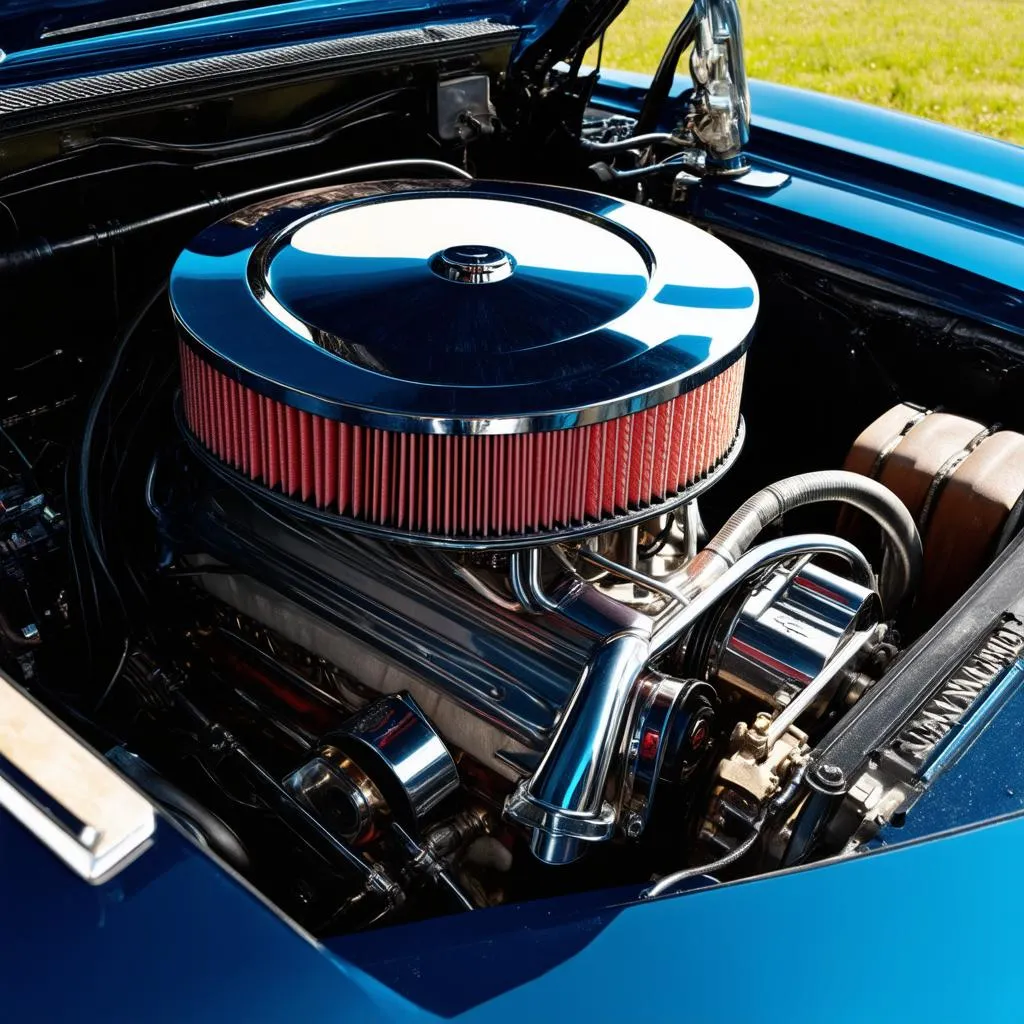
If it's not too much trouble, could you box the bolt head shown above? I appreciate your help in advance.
[816,763,847,791]
[689,718,710,751]
[625,813,644,839]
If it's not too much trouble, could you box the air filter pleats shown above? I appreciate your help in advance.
[180,344,745,540]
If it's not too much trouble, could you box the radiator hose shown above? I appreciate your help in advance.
[699,470,922,612]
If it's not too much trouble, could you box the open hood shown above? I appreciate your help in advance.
[0,0,623,87]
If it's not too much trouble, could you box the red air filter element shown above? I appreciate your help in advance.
[180,344,745,540]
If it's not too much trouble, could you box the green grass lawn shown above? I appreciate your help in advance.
[596,0,1024,143]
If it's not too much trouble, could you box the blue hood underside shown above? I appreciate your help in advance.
[0,0,595,87]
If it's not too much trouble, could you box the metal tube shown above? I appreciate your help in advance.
[580,132,680,153]
[438,554,522,613]
[652,533,876,656]
[505,628,652,864]
[0,158,473,274]
[506,533,874,862]
[576,547,686,604]
[765,622,876,745]
[683,500,702,560]
[643,807,767,899]
[510,548,565,614]
[764,625,875,747]
[508,550,536,611]
[526,548,561,613]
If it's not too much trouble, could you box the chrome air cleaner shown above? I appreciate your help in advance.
[172,179,757,546]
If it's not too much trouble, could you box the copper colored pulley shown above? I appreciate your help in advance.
[841,403,1024,623]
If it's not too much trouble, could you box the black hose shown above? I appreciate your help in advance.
[113,751,251,872]
[0,608,41,648]
[92,88,411,160]
[78,283,168,612]
[634,7,697,136]
[705,470,923,612]
[0,158,472,275]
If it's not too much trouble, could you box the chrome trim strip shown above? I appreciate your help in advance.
[42,0,252,40]
[0,672,155,882]
[0,20,518,120]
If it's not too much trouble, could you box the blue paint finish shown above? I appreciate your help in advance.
[700,171,1024,333]
[749,79,1024,207]
[0,0,534,84]
[0,813,405,1023]
[594,71,1024,206]
[324,814,1024,1022]
[593,72,1024,336]
[328,885,646,1017]
[8,791,1024,1021]
[721,172,1023,292]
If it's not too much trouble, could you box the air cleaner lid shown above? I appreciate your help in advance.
[170,179,758,434]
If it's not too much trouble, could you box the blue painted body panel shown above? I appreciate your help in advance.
[0,0,538,83]
[594,72,1024,336]
[7,797,1024,1022]
[594,71,1024,205]
[1,7,1024,1017]
[330,814,1024,1022]
[0,812,390,1022]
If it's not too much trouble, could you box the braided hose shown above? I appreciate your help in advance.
[704,470,922,612]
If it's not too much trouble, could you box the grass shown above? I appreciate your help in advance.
[594,0,1024,143]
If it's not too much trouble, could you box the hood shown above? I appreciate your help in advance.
[0,0,620,86]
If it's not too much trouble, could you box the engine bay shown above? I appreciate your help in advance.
[2,38,1024,937]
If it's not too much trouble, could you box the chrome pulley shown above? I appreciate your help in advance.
[285,693,459,844]
[691,557,881,715]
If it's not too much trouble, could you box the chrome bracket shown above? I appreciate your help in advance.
[0,672,155,882]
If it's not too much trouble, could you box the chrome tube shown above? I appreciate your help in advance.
[436,554,522,612]
[651,533,876,656]
[632,0,750,174]
[505,533,875,862]
[506,629,651,864]
[682,500,703,560]
[644,806,767,899]
[689,0,750,165]
[581,132,682,153]
[576,547,687,604]
[763,625,875,748]
[509,549,564,614]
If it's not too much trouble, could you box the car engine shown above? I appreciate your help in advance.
[1,29,1022,936]
[120,166,1001,924]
